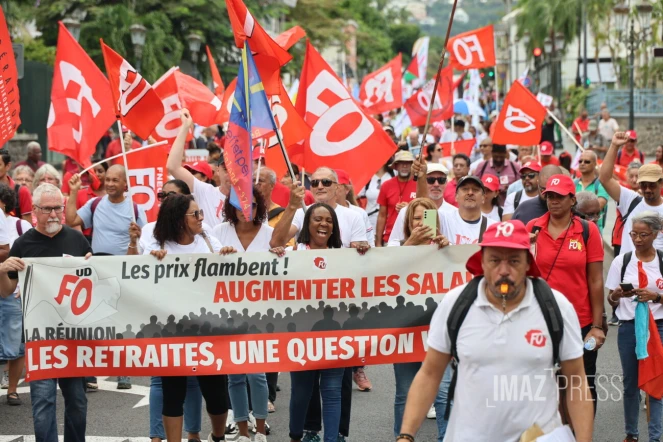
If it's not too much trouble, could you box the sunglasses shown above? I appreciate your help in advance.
[311,179,336,188]
[157,191,178,200]
[520,173,538,180]
[578,160,593,165]
[426,176,447,185]
[185,209,204,220]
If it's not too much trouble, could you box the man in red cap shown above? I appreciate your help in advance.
[539,141,560,167]
[398,220,593,442]
[503,161,541,221]
[526,174,606,413]
[184,161,214,184]
[616,130,645,167]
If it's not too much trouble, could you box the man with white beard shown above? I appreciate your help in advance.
[0,183,92,442]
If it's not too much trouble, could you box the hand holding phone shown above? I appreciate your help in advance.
[619,282,635,293]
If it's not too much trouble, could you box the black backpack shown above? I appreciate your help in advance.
[444,276,563,419]
[620,250,663,282]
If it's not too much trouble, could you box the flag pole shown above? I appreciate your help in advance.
[547,109,584,152]
[269,122,307,211]
[116,120,137,223]
[414,0,459,180]
[80,140,168,175]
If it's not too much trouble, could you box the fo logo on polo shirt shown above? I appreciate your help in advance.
[569,239,583,251]
[525,329,547,347]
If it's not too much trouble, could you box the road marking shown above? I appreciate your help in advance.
[0,377,151,408]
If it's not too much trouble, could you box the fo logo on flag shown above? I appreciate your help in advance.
[504,105,536,133]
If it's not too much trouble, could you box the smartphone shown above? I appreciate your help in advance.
[423,209,437,238]
[620,282,634,292]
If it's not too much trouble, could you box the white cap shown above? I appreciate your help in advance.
[427,163,449,175]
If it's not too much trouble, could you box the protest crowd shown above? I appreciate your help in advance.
[1,2,663,442]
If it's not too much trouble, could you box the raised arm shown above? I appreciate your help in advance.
[166,109,196,192]
[599,132,629,202]
[270,182,303,248]
[412,157,428,199]
[65,174,85,228]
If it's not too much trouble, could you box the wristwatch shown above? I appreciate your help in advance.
[656,294,662,304]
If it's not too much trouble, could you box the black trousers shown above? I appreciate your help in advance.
[581,324,598,414]
[267,372,278,403]
[162,375,229,417]
[304,367,352,436]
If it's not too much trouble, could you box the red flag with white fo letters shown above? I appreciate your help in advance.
[359,54,403,115]
[492,81,547,146]
[447,25,496,70]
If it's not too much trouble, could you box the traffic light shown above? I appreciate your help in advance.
[585,77,591,86]
[533,47,542,57]
[480,72,485,78]
[488,71,494,77]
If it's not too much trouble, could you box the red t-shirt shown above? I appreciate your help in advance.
[540,156,560,167]
[76,187,98,236]
[572,117,590,142]
[443,178,459,208]
[106,139,142,165]
[617,148,644,168]
[376,178,417,242]
[3,176,32,218]
[527,213,604,327]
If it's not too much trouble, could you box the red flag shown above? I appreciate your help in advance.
[295,42,397,193]
[173,70,223,126]
[440,139,475,157]
[0,8,19,147]
[447,25,496,70]
[403,67,454,127]
[48,22,114,168]
[219,78,237,124]
[206,45,225,97]
[492,81,547,146]
[150,68,191,149]
[225,0,292,95]
[126,145,168,223]
[359,54,403,115]
[265,79,311,149]
[639,309,663,400]
[275,26,306,50]
[100,40,164,140]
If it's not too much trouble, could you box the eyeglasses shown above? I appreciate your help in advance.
[576,211,600,221]
[157,191,178,200]
[35,205,64,214]
[311,179,336,188]
[520,173,537,180]
[185,209,204,220]
[578,160,593,165]
[426,176,447,185]
[629,231,654,239]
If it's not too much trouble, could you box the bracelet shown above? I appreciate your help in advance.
[608,292,620,304]
[397,434,415,442]
[591,325,603,330]
[128,245,137,249]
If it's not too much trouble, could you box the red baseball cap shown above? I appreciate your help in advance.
[542,174,575,197]
[539,141,554,156]
[481,174,500,192]
[335,169,351,185]
[184,161,213,180]
[466,220,541,277]
[519,161,542,173]
[626,130,638,140]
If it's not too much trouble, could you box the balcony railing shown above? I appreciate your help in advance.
[587,87,663,117]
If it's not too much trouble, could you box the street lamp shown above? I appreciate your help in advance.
[613,0,653,129]
[187,33,203,80]
[129,23,147,73]
[62,17,81,42]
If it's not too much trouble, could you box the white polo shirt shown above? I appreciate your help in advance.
[387,201,458,247]
[428,278,583,442]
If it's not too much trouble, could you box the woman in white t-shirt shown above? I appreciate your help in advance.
[480,174,502,222]
[287,202,346,442]
[0,185,31,405]
[211,188,272,441]
[606,211,663,442]
[144,193,231,442]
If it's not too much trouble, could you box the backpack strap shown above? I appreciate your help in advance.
[621,251,633,283]
[445,276,483,420]
[579,217,590,246]
[267,207,285,221]
[497,206,503,220]
[531,278,564,366]
[514,190,523,210]
[617,149,622,164]
[478,216,488,242]
[200,231,214,253]
[89,197,102,229]
[13,184,21,218]
[133,202,139,221]
[640,151,645,163]
[622,196,643,223]
[658,250,663,280]
[479,161,489,177]
[510,161,517,177]
[15,219,22,236]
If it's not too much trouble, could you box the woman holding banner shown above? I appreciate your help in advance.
[394,197,451,441]
[213,188,275,442]
[143,193,231,442]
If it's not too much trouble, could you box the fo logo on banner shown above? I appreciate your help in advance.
[525,329,547,347]
[504,105,536,133]
[313,257,327,270]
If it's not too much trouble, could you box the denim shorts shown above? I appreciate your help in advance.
[0,295,24,360]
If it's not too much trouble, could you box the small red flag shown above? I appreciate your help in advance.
[492,81,547,146]
[206,45,225,97]
[447,25,496,70]
[359,54,403,115]
[0,7,20,146]
[403,67,454,127]
[275,26,306,50]
[100,40,164,140]
[440,139,475,157]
